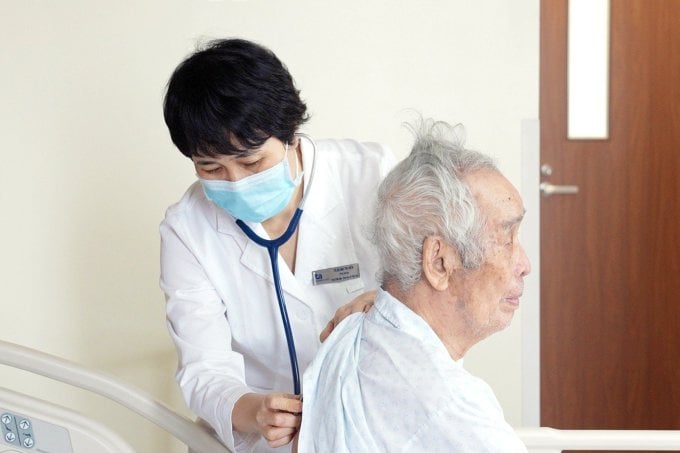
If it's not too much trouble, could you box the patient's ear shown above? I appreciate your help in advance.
[422,236,462,291]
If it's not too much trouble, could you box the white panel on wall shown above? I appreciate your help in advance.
[568,0,610,139]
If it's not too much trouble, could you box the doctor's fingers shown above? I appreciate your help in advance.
[319,319,336,343]
[262,426,298,448]
[263,393,303,414]
[256,409,301,434]
[346,290,377,312]
[320,290,377,342]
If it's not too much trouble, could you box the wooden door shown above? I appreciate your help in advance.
[540,0,680,439]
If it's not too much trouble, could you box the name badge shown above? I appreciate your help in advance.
[312,263,360,286]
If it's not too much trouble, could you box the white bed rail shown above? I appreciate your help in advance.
[0,339,231,453]
[518,427,680,452]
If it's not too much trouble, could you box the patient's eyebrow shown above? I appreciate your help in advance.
[502,209,526,229]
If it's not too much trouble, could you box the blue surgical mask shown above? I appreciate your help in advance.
[199,143,303,223]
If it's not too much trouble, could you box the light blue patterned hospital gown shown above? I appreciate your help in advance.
[297,289,527,452]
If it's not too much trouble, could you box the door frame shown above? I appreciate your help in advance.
[520,118,541,427]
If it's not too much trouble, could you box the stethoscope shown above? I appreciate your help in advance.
[234,134,317,396]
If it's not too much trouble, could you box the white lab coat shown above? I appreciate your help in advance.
[160,137,395,452]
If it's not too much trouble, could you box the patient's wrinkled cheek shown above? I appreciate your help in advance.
[466,262,503,293]
[484,264,506,290]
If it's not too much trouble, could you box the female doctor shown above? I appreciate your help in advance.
[160,38,395,452]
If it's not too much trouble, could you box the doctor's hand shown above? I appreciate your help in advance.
[233,392,302,448]
[320,290,377,342]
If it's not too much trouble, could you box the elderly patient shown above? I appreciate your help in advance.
[296,120,530,452]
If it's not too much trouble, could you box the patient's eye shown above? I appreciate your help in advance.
[505,225,520,247]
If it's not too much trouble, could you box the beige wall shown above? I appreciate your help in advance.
[0,1,538,450]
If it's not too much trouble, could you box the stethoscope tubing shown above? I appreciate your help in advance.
[234,134,316,396]
[236,208,303,395]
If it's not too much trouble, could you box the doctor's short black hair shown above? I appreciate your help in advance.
[163,38,309,158]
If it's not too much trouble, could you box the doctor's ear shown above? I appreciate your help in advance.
[422,236,461,291]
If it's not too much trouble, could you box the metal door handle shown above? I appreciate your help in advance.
[540,182,579,196]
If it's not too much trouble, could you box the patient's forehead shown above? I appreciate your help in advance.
[464,169,524,226]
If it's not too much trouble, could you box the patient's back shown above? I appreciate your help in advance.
[297,289,527,452]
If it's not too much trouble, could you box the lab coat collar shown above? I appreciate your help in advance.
[213,211,307,304]
[298,135,338,220]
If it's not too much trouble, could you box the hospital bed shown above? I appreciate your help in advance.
[518,427,680,452]
[0,339,231,452]
[2,340,679,452]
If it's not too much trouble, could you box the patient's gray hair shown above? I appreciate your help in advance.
[372,119,497,292]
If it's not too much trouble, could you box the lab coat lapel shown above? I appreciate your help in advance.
[282,139,345,307]
[215,206,309,303]
[294,148,351,293]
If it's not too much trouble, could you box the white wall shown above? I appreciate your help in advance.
[0,1,538,450]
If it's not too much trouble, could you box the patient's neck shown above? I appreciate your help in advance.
[383,281,473,361]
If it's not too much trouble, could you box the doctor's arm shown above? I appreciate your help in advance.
[160,218,261,450]
[161,216,303,449]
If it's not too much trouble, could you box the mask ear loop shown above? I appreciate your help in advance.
[285,141,304,186]
[292,145,303,184]
[295,133,316,210]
